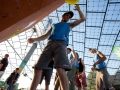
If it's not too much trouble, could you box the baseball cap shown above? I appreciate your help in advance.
[63,11,74,18]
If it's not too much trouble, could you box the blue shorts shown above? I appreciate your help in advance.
[40,68,53,85]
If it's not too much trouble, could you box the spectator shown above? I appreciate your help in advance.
[5,68,20,90]
[75,58,87,90]
[67,48,78,90]
[39,60,54,90]
[89,48,115,90]
[0,54,9,78]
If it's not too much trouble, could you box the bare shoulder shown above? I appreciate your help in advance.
[97,51,106,58]
[97,51,104,55]
[71,50,76,55]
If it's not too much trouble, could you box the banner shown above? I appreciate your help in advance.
[112,46,120,60]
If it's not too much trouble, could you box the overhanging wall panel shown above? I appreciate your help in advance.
[0,0,64,42]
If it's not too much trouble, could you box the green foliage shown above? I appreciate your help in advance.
[0,80,19,90]
[87,71,96,90]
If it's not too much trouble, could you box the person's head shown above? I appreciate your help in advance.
[89,48,96,54]
[62,11,74,22]
[4,54,9,58]
[15,68,19,73]
[76,52,79,59]
[67,48,71,54]
[78,58,82,63]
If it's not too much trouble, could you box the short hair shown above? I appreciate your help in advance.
[63,11,74,18]
[16,68,19,70]
[89,48,97,51]
[89,48,93,51]
[5,54,9,57]
[67,48,71,51]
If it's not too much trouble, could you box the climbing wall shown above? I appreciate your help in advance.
[0,0,64,42]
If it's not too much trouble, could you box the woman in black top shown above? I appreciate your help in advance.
[75,58,87,90]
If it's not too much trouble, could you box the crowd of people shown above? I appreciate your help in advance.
[0,54,20,90]
[0,4,116,90]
